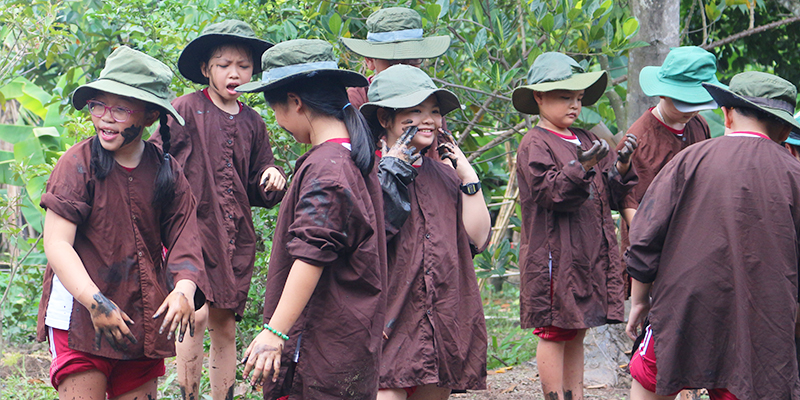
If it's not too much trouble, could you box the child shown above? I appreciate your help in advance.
[617,46,717,293]
[237,39,387,400]
[36,45,209,400]
[360,64,491,399]
[511,52,638,400]
[626,71,800,400]
[340,7,450,109]
[150,20,286,400]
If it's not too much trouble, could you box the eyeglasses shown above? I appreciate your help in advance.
[86,100,144,123]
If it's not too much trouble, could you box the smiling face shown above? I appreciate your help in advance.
[90,91,159,153]
[534,89,584,131]
[379,95,442,150]
[201,45,254,105]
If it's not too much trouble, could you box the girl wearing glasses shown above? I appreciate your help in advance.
[36,46,208,400]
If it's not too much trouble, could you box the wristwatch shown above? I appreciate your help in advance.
[460,181,481,195]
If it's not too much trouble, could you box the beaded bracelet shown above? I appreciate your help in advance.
[263,323,289,341]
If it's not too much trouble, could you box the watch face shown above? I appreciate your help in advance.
[461,182,480,195]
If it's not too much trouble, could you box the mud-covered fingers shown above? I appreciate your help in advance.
[399,126,419,145]
[625,133,638,149]
[95,330,103,350]
[438,127,456,144]
[250,352,268,386]
[577,141,600,161]
[178,305,190,343]
[241,343,255,378]
[158,303,177,338]
[380,138,389,156]
[271,354,281,383]
[189,309,196,338]
[152,301,168,320]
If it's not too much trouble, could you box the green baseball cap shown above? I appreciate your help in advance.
[512,52,608,115]
[360,64,460,126]
[703,71,800,131]
[236,39,367,93]
[640,46,722,108]
[340,7,450,60]
[178,19,273,84]
[72,46,184,125]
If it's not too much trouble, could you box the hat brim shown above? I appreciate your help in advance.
[512,71,608,115]
[639,66,722,104]
[359,88,460,127]
[236,69,368,93]
[785,131,800,146]
[178,34,273,84]
[340,36,450,60]
[72,79,185,125]
[672,99,719,113]
[703,82,800,131]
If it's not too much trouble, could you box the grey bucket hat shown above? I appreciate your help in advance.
[72,46,184,125]
[178,20,273,85]
[512,52,608,115]
[703,71,800,131]
[236,39,367,93]
[340,7,450,60]
[360,64,460,126]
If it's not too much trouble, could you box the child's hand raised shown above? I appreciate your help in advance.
[88,292,137,351]
[381,126,421,165]
[436,128,459,169]
[576,139,609,171]
[261,167,286,192]
[242,329,285,386]
[153,280,196,342]
[615,134,638,176]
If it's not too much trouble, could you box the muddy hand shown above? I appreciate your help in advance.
[383,126,421,164]
[153,290,195,342]
[616,134,638,165]
[437,128,458,169]
[89,292,137,351]
[242,329,285,386]
[576,139,609,171]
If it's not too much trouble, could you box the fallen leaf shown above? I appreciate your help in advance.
[586,384,607,389]
[27,378,45,385]
[501,384,517,394]
[619,363,629,369]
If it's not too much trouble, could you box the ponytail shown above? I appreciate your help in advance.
[264,77,376,175]
[152,112,175,206]
[90,135,115,180]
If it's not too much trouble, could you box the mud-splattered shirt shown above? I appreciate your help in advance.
[517,127,637,330]
[150,90,284,315]
[36,138,208,360]
[262,142,387,400]
[379,158,489,390]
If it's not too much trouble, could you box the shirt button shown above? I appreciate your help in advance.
[227,140,233,145]
[425,233,430,239]
[229,239,235,244]
[229,115,234,120]
[426,310,432,315]
[425,270,431,275]
[137,251,143,257]
[226,188,232,193]
[226,162,232,167]
[128,177,133,182]
[228,215,233,219]
[132,216,136,221]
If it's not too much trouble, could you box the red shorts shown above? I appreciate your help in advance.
[533,326,578,342]
[630,326,739,400]
[48,328,165,398]
[378,387,418,397]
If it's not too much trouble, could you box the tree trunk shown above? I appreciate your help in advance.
[776,0,800,16]
[626,0,681,131]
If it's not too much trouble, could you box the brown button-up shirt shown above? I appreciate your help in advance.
[517,127,637,330]
[627,136,800,399]
[380,159,488,390]
[150,90,284,315]
[262,142,387,400]
[36,138,208,360]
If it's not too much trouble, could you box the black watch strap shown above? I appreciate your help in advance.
[460,181,481,195]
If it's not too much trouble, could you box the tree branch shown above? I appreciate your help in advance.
[466,121,529,162]
[701,15,800,50]
[431,77,512,101]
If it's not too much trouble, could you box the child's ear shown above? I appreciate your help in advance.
[200,62,210,79]
[377,108,392,129]
[145,110,161,126]
[364,58,377,72]
[533,91,544,105]
[721,106,733,129]
[286,93,302,112]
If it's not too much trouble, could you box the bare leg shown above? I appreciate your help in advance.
[207,307,237,400]
[176,301,209,400]
[111,377,158,400]
[408,384,451,400]
[630,378,677,400]
[679,389,703,399]
[562,329,587,400]
[58,369,107,400]
[537,337,566,400]
[377,388,408,400]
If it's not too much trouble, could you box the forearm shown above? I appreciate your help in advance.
[616,160,630,177]
[621,208,637,226]
[46,241,100,309]
[630,279,652,306]
[456,162,491,245]
[266,260,323,334]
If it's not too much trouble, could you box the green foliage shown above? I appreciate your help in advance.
[483,284,536,370]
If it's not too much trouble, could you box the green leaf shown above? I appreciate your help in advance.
[13,136,45,166]
[0,151,22,185]
[0,124,34,144]
[328,13,341,34]
[426,4,441,23]
[540,13,554,32]
[622,17,639,38]
[436,0,450,18]
[20,191,44,234]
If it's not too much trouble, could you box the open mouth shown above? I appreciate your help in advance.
[416,128,434,136]
[227,83,240,95]
[98,128,119,142]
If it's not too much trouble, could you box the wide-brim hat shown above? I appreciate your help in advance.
[703,71,800,131]
[340,7,449,60]
[512,52,607,115]
[359,64,460,126]
[72,46,184,125]
[672,98,718,113]
[785,131,800,146]
[178,19,273,84]
[640,46,722,105]
[236,39,367,93]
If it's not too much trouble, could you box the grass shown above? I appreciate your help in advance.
[482,281,538,370]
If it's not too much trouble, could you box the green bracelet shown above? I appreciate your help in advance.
[263,323,289,341]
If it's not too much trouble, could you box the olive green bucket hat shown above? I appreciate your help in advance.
[640,46,722,111]
[703,71,800,131]
[178,19,273,84]
[236,39,367,93]
[340,7,450,60]
[360,64,460,126]
[512,52,608,115]
[72,46,185,125]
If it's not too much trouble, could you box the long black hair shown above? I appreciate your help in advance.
[263,77,376,175]
[89,105,175,206]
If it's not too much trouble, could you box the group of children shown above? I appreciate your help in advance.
[34,5,800,400]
